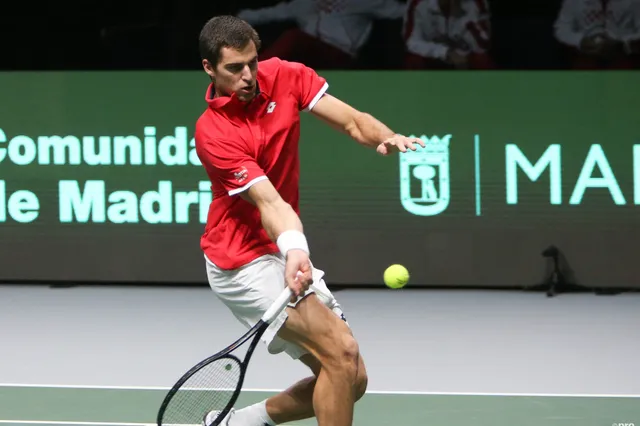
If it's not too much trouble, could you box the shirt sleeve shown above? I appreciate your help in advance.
[284,61,329,112]
[553,0,583,48]
[198,139,268,196]
[370,0,406,19]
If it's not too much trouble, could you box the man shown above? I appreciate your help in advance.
[402,0,493,69]
[195,15,424,426]
[235,0,406,69]
[553,0,640,69]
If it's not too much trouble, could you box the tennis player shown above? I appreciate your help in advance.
[195,16,424,426]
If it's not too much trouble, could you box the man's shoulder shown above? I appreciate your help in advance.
[258,57,316,82]
[195,110,235,145]
[258,56,291,74]
[195,109,216,140]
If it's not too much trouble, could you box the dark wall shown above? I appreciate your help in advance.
[2,0,577,71]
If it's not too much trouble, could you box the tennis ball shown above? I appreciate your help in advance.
[383,264,409,289]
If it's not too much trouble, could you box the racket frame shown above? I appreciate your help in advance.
[156,287,293,426]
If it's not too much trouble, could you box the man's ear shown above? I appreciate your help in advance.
[202,59,216,79]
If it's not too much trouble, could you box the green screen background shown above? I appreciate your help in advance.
[1,71,639,288]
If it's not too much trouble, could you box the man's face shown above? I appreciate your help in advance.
[203,41,259,102]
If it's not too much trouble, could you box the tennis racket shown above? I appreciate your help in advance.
[156,286,294,426]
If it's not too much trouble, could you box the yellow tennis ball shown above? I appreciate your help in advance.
[383,264,409,289]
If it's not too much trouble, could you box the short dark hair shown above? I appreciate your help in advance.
[199,16,262,66]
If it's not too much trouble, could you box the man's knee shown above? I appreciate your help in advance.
[299,336,368,401]
[354,352,368,401]
[325,331,360,370]
[324,335,368,401]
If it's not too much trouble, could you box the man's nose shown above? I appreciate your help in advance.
[241,65,252,81]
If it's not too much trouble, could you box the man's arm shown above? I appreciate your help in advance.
[310,94,394,148]
[309,93,425,154]
[240,179,303,244]
[239,179,312,297]
[196,135,312,297]
[198,135,304,242]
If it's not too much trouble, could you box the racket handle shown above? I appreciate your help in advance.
[262,287,294,324]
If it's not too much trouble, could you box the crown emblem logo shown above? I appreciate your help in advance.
[399,134,451,216]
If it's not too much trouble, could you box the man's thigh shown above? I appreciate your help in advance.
[276,292,366,378]
[204,253,348,359]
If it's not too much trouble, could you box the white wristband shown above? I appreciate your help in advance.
[276,230,310,257]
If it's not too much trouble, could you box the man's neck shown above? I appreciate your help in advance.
[213,86,228,99]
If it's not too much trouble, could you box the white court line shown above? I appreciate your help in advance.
[0,383,639,398]
[0,421,151,426]
[0,421,306,426]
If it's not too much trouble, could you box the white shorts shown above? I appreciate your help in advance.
[204,252,348,360]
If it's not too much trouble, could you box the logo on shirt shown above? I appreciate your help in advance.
[267,102,277,114]
[399,135,451,216]
[233,166,249,184]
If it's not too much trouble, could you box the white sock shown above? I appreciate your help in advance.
[229,399,276,426]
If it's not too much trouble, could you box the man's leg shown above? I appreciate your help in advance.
[271,294,366,426]
[262,355,318,423]
[204,254,366,425]
[264,351,368,424]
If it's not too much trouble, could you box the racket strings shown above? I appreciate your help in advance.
[160,357,242,426]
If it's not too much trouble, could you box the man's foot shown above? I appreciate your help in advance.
[203,401,274,426]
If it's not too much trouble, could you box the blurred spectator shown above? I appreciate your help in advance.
[402,0,493,69]
[236,0,406,69]
[554,0,640,69]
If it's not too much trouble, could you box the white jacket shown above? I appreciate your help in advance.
[554,0,640,48]
[237,0,406,56]
[403,0,491,60]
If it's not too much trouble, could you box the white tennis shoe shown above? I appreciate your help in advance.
[202,407,270,426]
[202,408,234,426]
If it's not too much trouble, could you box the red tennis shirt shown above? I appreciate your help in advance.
[194,57,329,270]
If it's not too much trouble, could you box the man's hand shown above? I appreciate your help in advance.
[285,249,313,302]
[376,134,426,156]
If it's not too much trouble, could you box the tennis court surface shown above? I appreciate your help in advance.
[1,384,638,426]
